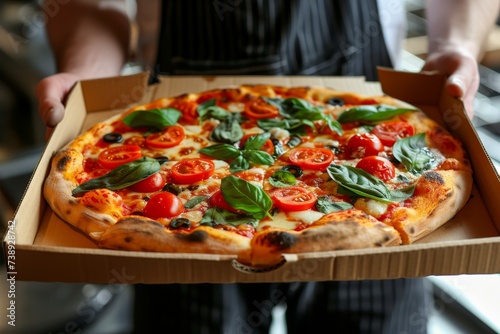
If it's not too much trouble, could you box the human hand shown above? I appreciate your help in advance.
[36,73,83,139]
[421,47,479,119]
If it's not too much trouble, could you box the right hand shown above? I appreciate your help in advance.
[36,72,83,139]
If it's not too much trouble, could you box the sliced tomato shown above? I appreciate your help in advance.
[239,133,275,155]
[244,98,280,119]
[372,121,414,147]
[271,187,317,212]
[171,158,215,184]
[196,90,224,104]
[97,145,142,169]
[288,147,335,170]
[124,135,146,147]
[356,156,396,181]
[146,125,185,148]
[209,190,240,213]
[143,192,184,219]
[169,100,198,124]
[129,172,166,193]
[345,133,383,158]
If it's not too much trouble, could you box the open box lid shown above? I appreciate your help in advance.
[4,69,500,283]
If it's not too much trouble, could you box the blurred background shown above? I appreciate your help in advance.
[0,0,499,333]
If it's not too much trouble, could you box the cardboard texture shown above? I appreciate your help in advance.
[4,69,500,283]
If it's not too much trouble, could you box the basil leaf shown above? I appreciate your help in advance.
[229,155,250,173]
[390,185,416,202]
[262,97,342,135]
[244,150,274,166]
[337,105,416,123]
[199,143,241,159]
[72,157,160,196]
[200,207,259,228]
[327,164,393,203]
[220,175,273,219]
[257,118,306,131]
[268,170,296,188]
[210,116,244,144]
[243,132,270,151]
[184,195,208,209]
[197,99,230,121]
[122,108,181,130]
[392,133,438,175]
[315,195,353,214]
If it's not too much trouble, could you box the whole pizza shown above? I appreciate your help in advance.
[44,85,473,267]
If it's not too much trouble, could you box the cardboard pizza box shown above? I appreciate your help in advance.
[3,69,500,283]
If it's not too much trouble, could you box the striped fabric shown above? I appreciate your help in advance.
[136,1,430,334]
[156,0,392,80]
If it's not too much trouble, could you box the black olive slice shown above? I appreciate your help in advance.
[326,97,345,106]
[103,132,123,143]
[281,165,303,177]
[170,218,191,229]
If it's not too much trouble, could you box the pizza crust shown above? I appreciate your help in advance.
[249,209,401,266]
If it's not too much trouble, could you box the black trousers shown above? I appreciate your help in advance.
[133,279,431,334]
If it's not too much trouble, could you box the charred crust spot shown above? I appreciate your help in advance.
[65,209,71,215]
[124,236,132,243]
[260,231,297,250]
[423,171,445,185]
[69,199,77,205]
[375,235,392,246]
[176,230,208,242]
[409,226,416,235]
[57,156,71,171]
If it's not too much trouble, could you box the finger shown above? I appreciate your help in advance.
[36,79,66,127]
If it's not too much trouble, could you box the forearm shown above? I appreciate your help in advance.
[426,0,500,59]
[44,0,131,78]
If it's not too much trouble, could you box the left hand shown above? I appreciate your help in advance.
[421,46,479,119]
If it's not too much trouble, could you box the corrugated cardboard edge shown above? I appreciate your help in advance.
[4,71,500,283]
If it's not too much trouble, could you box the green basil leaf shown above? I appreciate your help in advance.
[327,164,393,203]
[243,132,270,151]
[315,195,353,214]
[245,150,275,166]
[389,185,416,202]
[198,99,231,121]
[392,133,438,175]
[323,115,343,135]
[229,155,250,173]
[200,207,259,228]
[184,195,208,209]
[122,108,181,130]
[199,143,241,160]
[210,116,244,144]
[72,157,160,196]
[257,118,305,131]
[220,175,273,219]
[337,105,416,123]
[268,170,296,188]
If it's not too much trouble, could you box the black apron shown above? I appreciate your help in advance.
[135,2,429,334]
[155,0,392,80]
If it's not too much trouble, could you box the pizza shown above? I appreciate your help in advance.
[43,85,473,267]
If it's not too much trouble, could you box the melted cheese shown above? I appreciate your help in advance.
[354,198,388,218]
[257,210,324,232]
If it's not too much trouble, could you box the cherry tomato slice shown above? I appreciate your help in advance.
[146,125,185,148]
[288,148,335,170]
[239,133,275,155]
[271,187,317,212]
[143,192,184,219]
[169,100,198,124]
[171,158,215,184]
[356,156,396,181]
[372,121,414,147]
[345,133,384,158]
[244,98,280,119]
[209,190,240,213]
[129,172,166,193]
[97,145,142,169]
